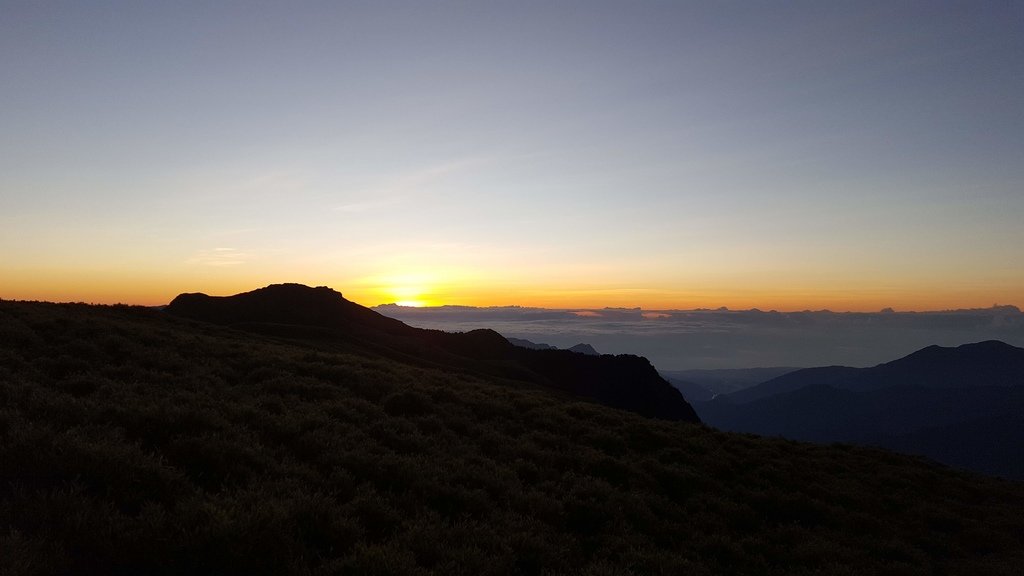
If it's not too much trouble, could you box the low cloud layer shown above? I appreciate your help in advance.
[374,304,1024,370]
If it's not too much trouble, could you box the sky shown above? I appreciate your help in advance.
[2,1,1022,310]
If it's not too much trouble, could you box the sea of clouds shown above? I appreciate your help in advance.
[374,304,1024,370]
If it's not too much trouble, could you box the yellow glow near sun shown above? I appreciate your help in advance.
[394,299,426,307]
[389,283,428,307]
[351,271,443,307]
[350,268,484,307]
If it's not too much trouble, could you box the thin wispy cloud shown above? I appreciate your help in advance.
[186,248,251,267]
[333,157,490,212]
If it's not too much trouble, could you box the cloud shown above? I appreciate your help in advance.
[185,247,251,267]
[375,304,1024,370]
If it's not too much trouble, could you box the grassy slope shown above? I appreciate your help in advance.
[1,300,1023,576]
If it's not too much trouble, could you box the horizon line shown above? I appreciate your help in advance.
[5,292,1019,316]
[371,302,1023,315]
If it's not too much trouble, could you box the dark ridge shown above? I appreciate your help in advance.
[719,366,862,404]
[719,340,1024,404]
[700,340,1024,478]
[506,337,557,350]
[567,343,600,356]
[167,283,409,335]
[662,377,716,402]
[167,284,697,422]
[878,340,1024,388]
[507,338,602,356]
[660,366,802,396]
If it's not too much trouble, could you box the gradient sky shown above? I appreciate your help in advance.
[2,1,1022,310]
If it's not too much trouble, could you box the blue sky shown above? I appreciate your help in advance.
[2,1,1022,309]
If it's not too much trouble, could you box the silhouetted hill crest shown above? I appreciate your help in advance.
[568,343,600,355]
[506,337,557,350]
[167,283,408,334]
[167,284,698,422]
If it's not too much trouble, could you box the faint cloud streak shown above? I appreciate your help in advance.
[332,157,489,212]
[186,247,251,267]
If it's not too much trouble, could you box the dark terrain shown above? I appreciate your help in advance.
[699,341,1024,479]
[2,286,1023,575]
[661,367,801,401]
[166,285,695,422]
[506,338,600,357]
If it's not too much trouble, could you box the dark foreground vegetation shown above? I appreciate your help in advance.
[2,298,1024,575]
[166,285,697,423]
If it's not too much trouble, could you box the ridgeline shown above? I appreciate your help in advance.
[1,287,1022,575]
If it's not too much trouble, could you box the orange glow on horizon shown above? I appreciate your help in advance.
[1,270,1020,313]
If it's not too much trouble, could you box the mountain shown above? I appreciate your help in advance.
[506,337,557,350]
[661,377,715,402]
[660,367,801,396]
[702,384,1024,441]
[505,338,601,356]
[167,283,409,336]
[722,340,1024,404]
[566,343,599,356]
[3,297,1024,575]
[167,284,697,423]
[699,341,1024,478]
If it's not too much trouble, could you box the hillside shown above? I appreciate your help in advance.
[2,298,1024,575]
[166,284,696,423]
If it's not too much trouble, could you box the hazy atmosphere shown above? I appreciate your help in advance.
[377,303,1024,369]
[3,1,1022,311]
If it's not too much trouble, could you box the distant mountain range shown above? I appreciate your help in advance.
[722,340,1024,403]
[698,341,1024,479]
[167,284,697,422]
[660,367,801,402]
[506,337,558,350]
[507,337,600,356]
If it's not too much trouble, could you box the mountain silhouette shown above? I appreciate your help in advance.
[507,339,600,356]
[661,377,715,402]
[660,367,801,396]
[167,284,697,422]
[698,341,1024,478]
[167,283,409,335]
[506,337,557,350]
[720,340,1024,404]
[567,343,599,355]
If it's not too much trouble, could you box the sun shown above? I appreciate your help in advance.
[389,281,431,307]
[394,299,426,307]
[358,271,449,307]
